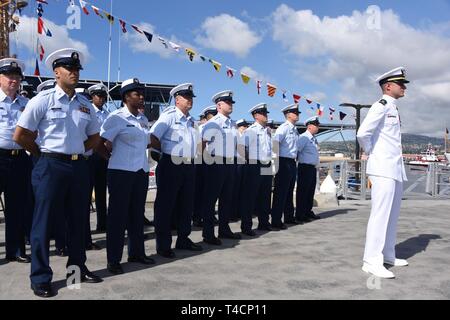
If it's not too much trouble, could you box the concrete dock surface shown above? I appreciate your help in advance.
[0,198,449,300]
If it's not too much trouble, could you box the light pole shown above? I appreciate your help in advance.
[339,103,371,160]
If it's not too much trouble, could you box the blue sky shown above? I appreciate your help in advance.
[10,0,450,138]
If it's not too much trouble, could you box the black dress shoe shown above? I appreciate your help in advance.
[218,231,242,240]
[6,254,31,263]
[257,224,273,231]
[31,283,55,298]
[86,243,102,251]
[307,214,321,220]
[175,239,203,251]
[157,249,176,258]
[297,217,312,223]
[127,255,156,265]
[81,270,103,283]
[54,248,68,257]
[284,219,299,225]
[241,230,256,237]
[203,237,222,246]
[107,263,124,275]
[271,223,287,230]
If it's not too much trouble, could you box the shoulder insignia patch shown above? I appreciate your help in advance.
[79,106,91,114]
[379,99,387,106]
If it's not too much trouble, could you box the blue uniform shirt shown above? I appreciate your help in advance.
[273,120,298,159]
[85,104,109,156]
[202,113,237,158]
[0,89,29,150]
[17,85,100,154]
[297,130,319,165]
[241,122,272,162]
[150,106,198,158]
[100,106,150,173]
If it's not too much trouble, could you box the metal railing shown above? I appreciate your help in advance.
[426,163,450,197]
[318,159,369,200]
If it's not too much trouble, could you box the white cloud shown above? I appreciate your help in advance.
[304,91,327,103]
[271,5,450,136]
[12,15,90,71]
[195,14,261,58]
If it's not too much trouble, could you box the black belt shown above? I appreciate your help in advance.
[40,152,86,162]
[299,163,316,168]
[279,157,296,162]
[0,148,26,157]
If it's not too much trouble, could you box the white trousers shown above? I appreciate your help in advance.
[363,175,403,265]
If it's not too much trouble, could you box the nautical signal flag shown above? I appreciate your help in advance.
[306,99,313,104]
[241,72,250,84]
[185,48,196,61]
[293,94,301,103]
[339,111,347,121]
[143,31,153,43]
[256,80,261,94]
[34,59,40,76]
[169,41,181,52]
[226,67,235,78]
[282,90,288,102]
[91,6,103,18]
[37,17,44,34]
[131,24,142,34]
[105,13,114,25]
[79,0,89,15]
[267,83,277,97]
[119,19,127,33]
[209,59,221,72]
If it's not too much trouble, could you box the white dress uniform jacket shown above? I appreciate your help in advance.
[357,95,407,182]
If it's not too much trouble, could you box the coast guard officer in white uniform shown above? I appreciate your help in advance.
[357,67,409,279]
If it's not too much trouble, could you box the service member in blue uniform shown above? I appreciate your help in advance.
[150,83,203,258]
[14,48,103,298]
[295,116,321,223]
[85,83,109,241]
[271,104,300,229]
[0,58,32,263]
[238,103,273,236]
[229,119,249,222]
[97,78,155,275]
[193,105,217,228]
[36,79,56,94]
[201,91,241,245]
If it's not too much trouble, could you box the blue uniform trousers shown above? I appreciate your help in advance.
[193,162,205,224]
[0,151,32,258]
[30,156,90,285]
[201,159,235,239]
[230,161,245,220]
[271,157,297,225]
[154,154,195,251]
[239,162,272,232]
[90,154,108,230]
[85,154,108,245]
[295,164,317,219]
[106,169,148,264]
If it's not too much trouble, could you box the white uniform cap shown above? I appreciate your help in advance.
[120,78,143,96]
[0,58,25,75]
[304,116,320,126]
[211,90,235,104]
[36,79,56,93]
[87,83,108,96]
[201,105,217,116]
[236,119,249,127]
[281,103,299,114]
[170,83,195,98]
[45,48,84,71]
[375,66,409,85]
[249,103,269,115]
